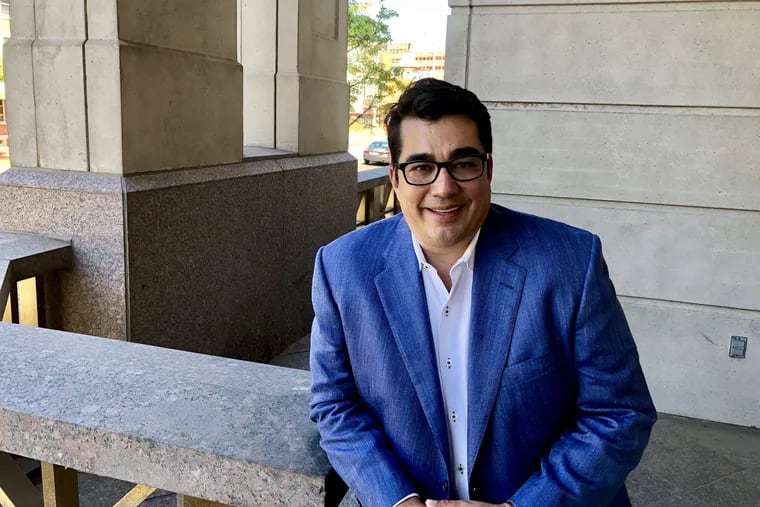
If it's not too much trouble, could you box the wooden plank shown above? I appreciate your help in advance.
[41,462,78,507]
[367,187,379,223]
[0,451,44,507]
[113,484,157,507]
[356,193,367,226]
[35,275,47,328]
[9,282,19,324]
[42,272,63,330]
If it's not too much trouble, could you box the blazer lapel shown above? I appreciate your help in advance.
[374,218,451,468]
[467,213,526,476]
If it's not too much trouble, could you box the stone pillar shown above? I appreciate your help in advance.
[239,0,350,154]
[240,0,277,148]
[91,0,242,173]
[6,0,242,174]
[276,0,349,154]
[3,0,43,168]
[0,0,355,358]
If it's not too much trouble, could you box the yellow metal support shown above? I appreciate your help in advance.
[0,451,44,507]
[41,462,78,507]
[113,484,157,507]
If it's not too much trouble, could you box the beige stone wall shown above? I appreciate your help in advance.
[6,0,243,174]
[240,0,278,148]
[238,0,350,154]
[276,0,350,154]
[446,0,760,426]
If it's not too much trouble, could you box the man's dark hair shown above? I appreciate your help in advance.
[384,78,492,164]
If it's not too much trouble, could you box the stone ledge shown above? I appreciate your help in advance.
[0,167,124,193]
[0,231,72,309]
[0,324,330,505]
[0,231,72,272]
[0,152,357,194]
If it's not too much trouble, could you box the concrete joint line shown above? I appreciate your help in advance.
[484,102,760,117]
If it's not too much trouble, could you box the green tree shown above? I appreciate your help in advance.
[348,0,405,127]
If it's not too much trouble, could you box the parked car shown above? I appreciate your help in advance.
[363,141,391,165]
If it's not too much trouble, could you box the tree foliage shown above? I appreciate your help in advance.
[348,0,405,127]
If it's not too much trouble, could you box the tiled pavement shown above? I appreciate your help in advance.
[627,414,760,506]
[72,334,759,506]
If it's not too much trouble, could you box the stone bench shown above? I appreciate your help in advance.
[0,324,332,506]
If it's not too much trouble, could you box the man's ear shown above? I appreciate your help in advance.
[389,165,399,189]
[487,155,494,182]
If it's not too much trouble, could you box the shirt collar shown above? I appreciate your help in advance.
[411,229,481,272]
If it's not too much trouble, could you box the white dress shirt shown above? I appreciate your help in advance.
[411,230,479,501]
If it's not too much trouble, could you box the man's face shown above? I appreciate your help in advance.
[390,115,492,258]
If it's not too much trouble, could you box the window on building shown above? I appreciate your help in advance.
[0,100,5,122]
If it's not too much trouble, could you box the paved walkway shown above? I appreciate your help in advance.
[628,414,760,506]
[63,333,760,506]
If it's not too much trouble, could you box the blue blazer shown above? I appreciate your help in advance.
[310,205,656,507]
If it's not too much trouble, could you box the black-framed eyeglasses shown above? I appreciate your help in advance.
[395,153,490,186]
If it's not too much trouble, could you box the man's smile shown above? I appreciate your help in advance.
[425,204,466,221]
[428,205,463,214]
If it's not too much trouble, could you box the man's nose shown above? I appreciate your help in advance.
[429,167,459,196]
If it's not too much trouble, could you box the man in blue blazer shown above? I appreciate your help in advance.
[310,79,656,507]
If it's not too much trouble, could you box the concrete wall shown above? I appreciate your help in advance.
[446,0,760,427]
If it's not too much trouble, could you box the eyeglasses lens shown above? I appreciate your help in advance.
[404,156,485,185]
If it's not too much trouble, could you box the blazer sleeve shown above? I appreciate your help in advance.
[309,247,417,507]
[509,235,657,507]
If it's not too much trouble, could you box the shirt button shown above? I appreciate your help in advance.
[444,306,450,317]
[457,464,465,474]
[450,411,457,422]
[446,357,452,368]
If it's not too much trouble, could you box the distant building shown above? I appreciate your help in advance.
[386,42,445,81]
[349,42,446,128]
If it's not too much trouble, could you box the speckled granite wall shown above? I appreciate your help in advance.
[279,155,360,343]
[0,153,355,360]
[0,170,128,339]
